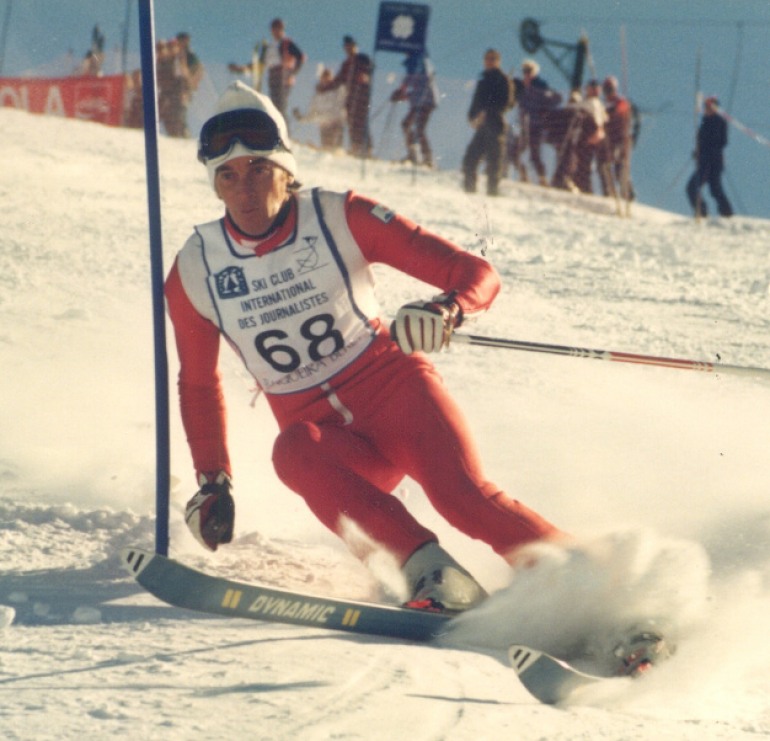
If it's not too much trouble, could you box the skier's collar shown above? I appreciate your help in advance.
[224,198,294,248]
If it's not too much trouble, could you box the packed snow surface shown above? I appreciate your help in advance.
[1,107,770,739]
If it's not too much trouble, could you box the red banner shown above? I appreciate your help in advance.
[0,74,126,126]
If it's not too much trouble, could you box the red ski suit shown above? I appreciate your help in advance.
[165,189,559,566]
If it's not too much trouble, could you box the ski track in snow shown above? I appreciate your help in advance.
[2,107,770,739]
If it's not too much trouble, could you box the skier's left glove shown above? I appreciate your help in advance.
[185,471,235,552]
[391,293,462,354]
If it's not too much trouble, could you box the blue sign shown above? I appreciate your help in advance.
[375,2,431,54]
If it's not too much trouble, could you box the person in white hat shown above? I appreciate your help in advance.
[514,58,562,185]
[165,82,563,613]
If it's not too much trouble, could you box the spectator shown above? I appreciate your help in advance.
[75,25,104,77]
[77,50,102,77]
[155,39,175,133]
[570,79,607,194]
[124,68,144,129]
[391,50,439,168]
[548,90,586,191]
[686,96,733,218]
[462,49,515,196]
[514,59,562,185]
[293,67,347,150]
[599,76,634,201]
[319,36,374,157]
[230,18,304,123]
[161,33,204,138]
[228,37,266,91]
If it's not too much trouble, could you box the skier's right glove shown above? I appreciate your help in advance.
[185,471,235,552]
[391,294,462,354]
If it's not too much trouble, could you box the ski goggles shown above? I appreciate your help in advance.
[197,108,289,163]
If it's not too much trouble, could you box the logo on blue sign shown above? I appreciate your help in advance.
[375,2,430,54]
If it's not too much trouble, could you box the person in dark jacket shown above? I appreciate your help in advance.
[462,49,515,196]
[514,59,562,185]
[686,96,733,217]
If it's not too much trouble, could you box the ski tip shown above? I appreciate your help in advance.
[120,547,154,577]
[507,644,605,705]
[508,645,544,675]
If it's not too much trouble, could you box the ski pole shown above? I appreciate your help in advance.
[451,332,770,378]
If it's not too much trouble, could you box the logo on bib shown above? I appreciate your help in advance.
[294,236,328,275]
[215,266,249,299]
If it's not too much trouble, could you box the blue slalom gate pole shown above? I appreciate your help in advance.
[137,0,170,556]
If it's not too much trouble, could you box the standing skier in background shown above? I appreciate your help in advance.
[164,81,563,613]
[686,96,733,218]
[390,50,439,168]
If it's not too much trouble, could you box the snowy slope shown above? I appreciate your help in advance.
[1,107,770,740]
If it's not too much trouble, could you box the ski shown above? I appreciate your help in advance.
[121,547,452,642]
[122,548,665,706]
[508,645,605,705]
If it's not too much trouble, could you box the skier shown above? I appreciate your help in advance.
[165,81,562,613]
[686,96,733,218]
[390,50,439,167]
[461,48,515,196]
